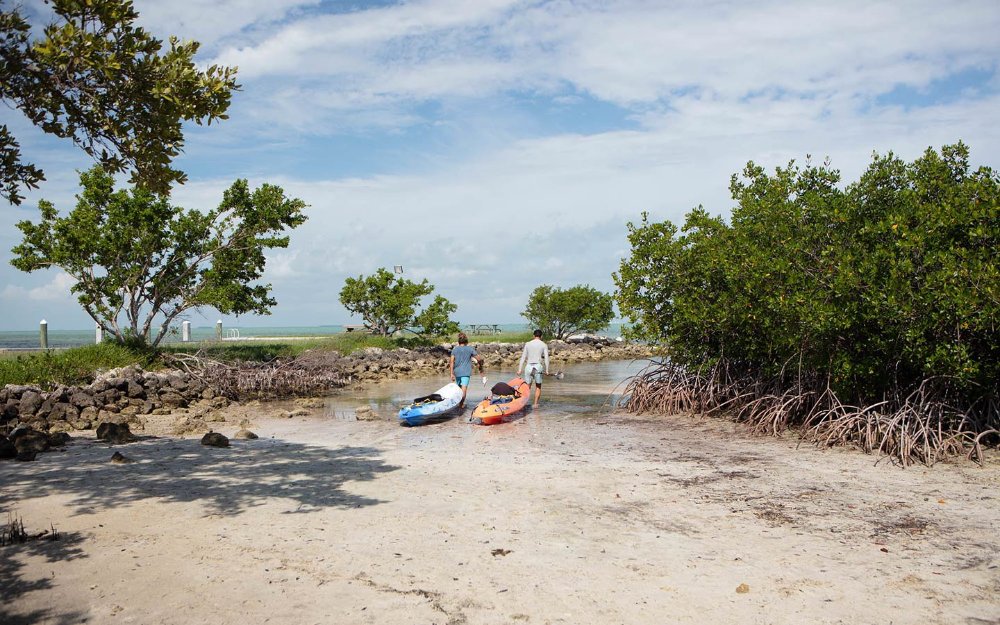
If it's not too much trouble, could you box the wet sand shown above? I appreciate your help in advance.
[2,361,998,624]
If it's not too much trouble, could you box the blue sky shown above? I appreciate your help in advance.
[2,0,999,330]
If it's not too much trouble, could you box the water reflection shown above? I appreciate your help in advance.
[323,359,645,427]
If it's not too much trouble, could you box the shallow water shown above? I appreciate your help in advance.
[323,359,645,430]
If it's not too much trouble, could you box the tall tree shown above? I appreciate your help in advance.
[0,0,238,204]
[10,166,307,347]
[339,268,459,337]
[523,284,615,340]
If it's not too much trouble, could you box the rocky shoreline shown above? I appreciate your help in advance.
[1,338,652,459]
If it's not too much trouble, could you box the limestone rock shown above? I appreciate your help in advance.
[233,429,258,440]
[13,429,49,454]
[110,451,134,464]
[96,422,137,444]
[201,432,229,448]
[355,405,380,421]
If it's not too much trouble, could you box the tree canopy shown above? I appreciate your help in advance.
[0,0,238,204]
[10,165,307,347]
[615,142,999,402]
[339,268,459,338]
[523,284,615,340]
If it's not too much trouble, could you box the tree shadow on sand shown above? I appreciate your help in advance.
[1,436,401,517]
[0,529,88,625]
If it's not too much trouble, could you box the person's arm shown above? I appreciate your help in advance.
[543,343,550,374]
[518,344,527,373]
[449,354,456,380]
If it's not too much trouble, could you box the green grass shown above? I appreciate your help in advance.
[0,331,541,388]
[0,343,150,388]
[161,332,403,362]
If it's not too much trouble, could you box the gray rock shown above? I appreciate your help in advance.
[69,391,97,410]
[18,390,42,417]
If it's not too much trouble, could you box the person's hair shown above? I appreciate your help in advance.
[458,332,469,344]
[533,329,542,338]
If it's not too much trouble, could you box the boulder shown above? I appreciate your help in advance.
[201,432,229,448]
[233,429,258,440]
[48,402,79,423]
[0,436,16,459]
[355,405,380,421]
[47,431,71,446]
[96,422,137,444]
[110,451,134,464]
[13,429,49,454]
[18,390,42,417]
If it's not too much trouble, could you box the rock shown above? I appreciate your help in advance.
[355,405,380,421]
[736,583,750,594]
[294,398,325,409]
[48,402,79,423]
[48,421,75,435]
[204,413,226,423]
[96,422,137,444]
[15,451,37,462]
[110,451,134,464]
[18,390,42,417]
[47,431,71,446]
[13,429,49,454]
[126,381,146,399]
[233,429,258,440]
[0,436,16,459]
[159,391,187,408]
[172,417,208,436]
[70,391,98,409]
[201,387,216,400]
[201,432,229,448]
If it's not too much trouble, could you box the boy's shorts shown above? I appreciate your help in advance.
[456,376,471,387]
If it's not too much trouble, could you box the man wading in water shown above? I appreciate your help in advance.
[518,329,549,407]
[450,333,483,408]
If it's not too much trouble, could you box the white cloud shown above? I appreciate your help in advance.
[197,0,1000,133]
[1,271,78,303]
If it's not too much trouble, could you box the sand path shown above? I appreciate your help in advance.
[2,373,998,625]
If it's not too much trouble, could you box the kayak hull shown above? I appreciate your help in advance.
[398,383,464,426]
[471,377,530,425]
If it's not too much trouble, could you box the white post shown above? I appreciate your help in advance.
[39,319,48,349]
[95,323,103,344]
[182,320,191,342]
[215,319,223,340]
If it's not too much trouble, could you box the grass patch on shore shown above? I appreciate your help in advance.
[161,332,402,362]
[0,343,148,388]
[0,331,542,387]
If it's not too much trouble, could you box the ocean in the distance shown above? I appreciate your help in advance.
[0,323,624,349]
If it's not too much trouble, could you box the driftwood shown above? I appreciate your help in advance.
[618,360,999,466]
[165,352,350,399]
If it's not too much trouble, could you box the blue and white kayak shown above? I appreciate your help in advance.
[398,382,464,426]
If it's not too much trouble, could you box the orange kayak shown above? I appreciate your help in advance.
[471,377,530,425]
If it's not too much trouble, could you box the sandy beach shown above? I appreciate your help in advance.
[2,362,998,625]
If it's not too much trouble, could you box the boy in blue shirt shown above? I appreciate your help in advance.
[450,332,483,407]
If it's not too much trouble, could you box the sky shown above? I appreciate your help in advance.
[1,0,999,331]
